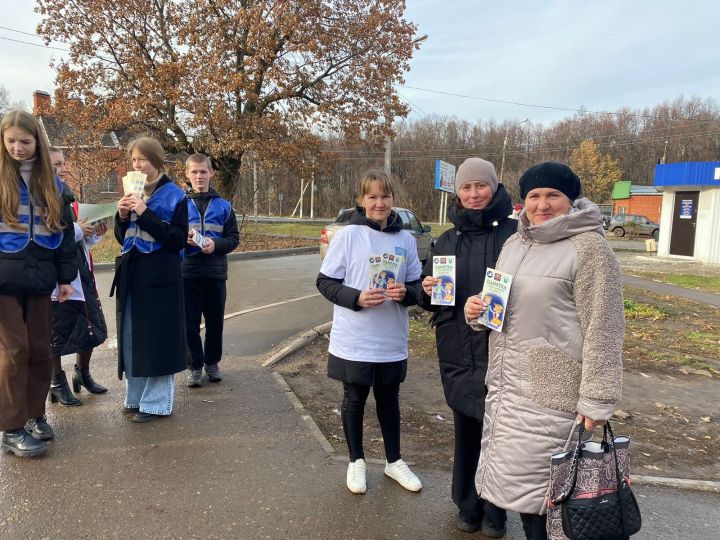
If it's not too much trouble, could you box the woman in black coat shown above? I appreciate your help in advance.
[112,136,188,423]
[420,158,516,536]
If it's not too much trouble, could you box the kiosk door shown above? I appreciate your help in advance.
[669,191,698,257]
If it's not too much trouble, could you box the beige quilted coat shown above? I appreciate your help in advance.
[474,198,625,515]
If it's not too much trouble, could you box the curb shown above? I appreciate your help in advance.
[632,475,720,493]
[261,321,332,368]
[93,246,319,272]
[267,323,720,492]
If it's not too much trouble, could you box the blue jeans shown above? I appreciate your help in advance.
[122,295,174,415]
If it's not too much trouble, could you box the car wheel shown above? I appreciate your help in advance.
[652,229,659,241]
[613,227,625,237]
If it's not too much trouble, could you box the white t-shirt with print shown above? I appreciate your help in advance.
[320,223,422,363]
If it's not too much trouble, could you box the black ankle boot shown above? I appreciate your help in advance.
[48,370,82,406]
[72,365,108,394]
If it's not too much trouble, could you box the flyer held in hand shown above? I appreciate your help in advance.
[431,255,456,306]
[477,267,513,332]
[122,171,147,195]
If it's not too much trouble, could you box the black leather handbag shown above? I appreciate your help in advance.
[552,422,642,540]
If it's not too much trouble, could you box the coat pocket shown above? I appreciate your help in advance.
[526,338,581,413]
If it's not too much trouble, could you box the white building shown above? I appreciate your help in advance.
[654,161,720,264]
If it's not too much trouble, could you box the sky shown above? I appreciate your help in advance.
[1,0,719,126]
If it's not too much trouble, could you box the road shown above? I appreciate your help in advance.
[1,254,718,538]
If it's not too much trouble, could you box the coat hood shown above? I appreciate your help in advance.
[349,206,403,233]
[518,197,605,244]
[448,183,513,233]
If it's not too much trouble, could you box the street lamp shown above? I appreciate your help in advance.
[384,34,428,176]
[499,118,528,183]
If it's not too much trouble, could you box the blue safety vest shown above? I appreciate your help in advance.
[121,182,186,254]
[186,196,232,256]
[0,176,64,253]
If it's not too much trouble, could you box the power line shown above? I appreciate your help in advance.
[399,84,708,121]
[0,34,69,52]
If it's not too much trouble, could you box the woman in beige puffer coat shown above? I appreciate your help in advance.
[465,162,625,540]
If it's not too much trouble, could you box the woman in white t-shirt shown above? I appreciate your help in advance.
[317,169,423,495]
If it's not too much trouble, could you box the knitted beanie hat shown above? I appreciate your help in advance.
[454,158,499,194]
[519,162,581,201]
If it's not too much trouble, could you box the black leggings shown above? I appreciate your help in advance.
[342,382,401,463]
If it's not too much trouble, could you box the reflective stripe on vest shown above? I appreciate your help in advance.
[186,196,232,256]
[0,177,63,253]
[121,182,186,254]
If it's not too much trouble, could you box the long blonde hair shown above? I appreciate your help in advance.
[0,110,63,231]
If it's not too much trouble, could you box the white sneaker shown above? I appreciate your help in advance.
[346,459,367,494]
[384,459,422,492]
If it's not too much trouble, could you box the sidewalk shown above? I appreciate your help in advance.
[2,348,717,539]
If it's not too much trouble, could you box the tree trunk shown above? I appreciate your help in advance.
[213,154,243,202]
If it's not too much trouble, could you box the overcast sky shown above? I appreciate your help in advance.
[2,0,718,125]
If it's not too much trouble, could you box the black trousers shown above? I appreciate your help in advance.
[184,278,227,370]
[452,410,507,527]
[342,382,401,463]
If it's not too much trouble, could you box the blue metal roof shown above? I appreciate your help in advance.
[654,161,720,187]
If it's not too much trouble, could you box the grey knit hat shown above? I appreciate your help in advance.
[454,158,499,194]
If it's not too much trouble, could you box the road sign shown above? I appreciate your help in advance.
[434,160,456,193]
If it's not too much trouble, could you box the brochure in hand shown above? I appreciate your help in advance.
[368,252,402,290]
[477,267,513,332]
[191,228,208,248]
[431,255,456,306]
[122,171,147,195]
[77,202,117,228]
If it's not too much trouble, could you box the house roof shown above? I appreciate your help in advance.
[38,115,119,149]
[611,181,659,199]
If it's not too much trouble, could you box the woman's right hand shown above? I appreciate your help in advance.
[118,194,132,219]
[357,288,388,309]
[464,295,489,321]
[422,276,440,296]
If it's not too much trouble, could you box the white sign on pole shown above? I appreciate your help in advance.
[434,160,456,193]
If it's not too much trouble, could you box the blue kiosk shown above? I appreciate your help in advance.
[653,161,720,263]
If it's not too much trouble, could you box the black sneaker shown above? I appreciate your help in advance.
[205,363,222,383]
[24,416,54,440]
[1,429,47,457]
[455,513,481,533]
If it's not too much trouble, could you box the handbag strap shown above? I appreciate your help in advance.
[606,422,632,539]
[551,422,586,505]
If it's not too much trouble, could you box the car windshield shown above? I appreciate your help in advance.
[335,209,354,224]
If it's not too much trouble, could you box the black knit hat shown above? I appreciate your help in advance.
[519,162,581,201]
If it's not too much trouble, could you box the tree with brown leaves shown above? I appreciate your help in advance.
[36,0,419,198]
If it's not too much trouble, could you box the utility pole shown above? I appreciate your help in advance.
[384,136,392,176]
[253,161,258,218]
[310,159,315,219]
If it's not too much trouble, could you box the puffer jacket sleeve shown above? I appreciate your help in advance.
[572,234,625,420]
[56,201,79,285]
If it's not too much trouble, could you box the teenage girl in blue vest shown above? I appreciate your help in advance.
[0,110,77,457]
[113,136,188,423]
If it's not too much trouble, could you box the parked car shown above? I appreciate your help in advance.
[608,214,659,240]
[320,207,434,263]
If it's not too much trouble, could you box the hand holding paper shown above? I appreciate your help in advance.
[122,171,147,195]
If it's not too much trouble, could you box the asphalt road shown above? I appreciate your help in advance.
[1,253,718,538]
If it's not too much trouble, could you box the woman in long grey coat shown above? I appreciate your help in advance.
[465,162,625,540]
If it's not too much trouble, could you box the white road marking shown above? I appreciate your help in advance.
[221,293,322,321]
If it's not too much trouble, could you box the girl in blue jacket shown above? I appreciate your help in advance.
[0,110,76,457]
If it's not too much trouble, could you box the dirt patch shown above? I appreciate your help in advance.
[236,233,316,252]
[276,294,720,480]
